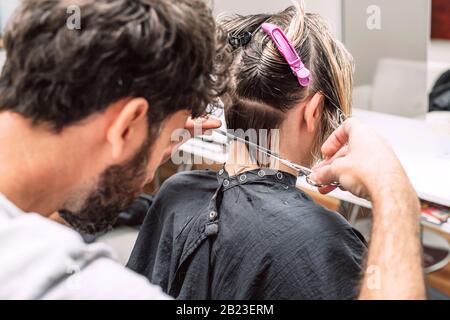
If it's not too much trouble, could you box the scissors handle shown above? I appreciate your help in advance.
[276,159,342,188]
[305,176,341,189]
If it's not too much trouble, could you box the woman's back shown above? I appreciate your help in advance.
[128,169,366,300]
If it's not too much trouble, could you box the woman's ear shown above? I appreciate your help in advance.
[304,92,324,133]
[107,98,149,160]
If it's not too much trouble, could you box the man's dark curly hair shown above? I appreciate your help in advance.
[0,0,231,132]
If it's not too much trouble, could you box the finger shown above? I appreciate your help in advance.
[314,145,348,170]
[310,163,340,186]
[184,117,222,131]
[198,118,222,130]
[318,185,338,195]
[321,119,355,158]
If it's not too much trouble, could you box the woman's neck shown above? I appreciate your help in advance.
[224,141,308,177]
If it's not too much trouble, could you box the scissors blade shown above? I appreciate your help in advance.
[214,129,313,177]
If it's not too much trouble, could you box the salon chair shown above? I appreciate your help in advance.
[427,68,450,135]
[352,58,429,118]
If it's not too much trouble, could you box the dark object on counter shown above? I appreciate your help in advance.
[81,194,153,243]
[115,194,154,228]
[430,69,450,112]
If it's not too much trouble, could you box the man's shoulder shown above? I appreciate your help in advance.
[0,213,169,300]
[0,213,89,253]
[43,255,171,300]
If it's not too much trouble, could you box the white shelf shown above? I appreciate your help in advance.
[429,40,450,64]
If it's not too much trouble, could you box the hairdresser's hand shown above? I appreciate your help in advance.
[184,116,222,137]
[309,118,410,200]
[314,119,424,300]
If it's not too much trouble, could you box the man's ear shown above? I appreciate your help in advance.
[107,98,149,159]
[304,92,324,133]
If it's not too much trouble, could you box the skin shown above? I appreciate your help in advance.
[310,119,426,300]
[0,97,221,218]
[226,92,324,176]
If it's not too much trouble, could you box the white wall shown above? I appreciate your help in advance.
[0,0,21,35]
[0,1,20,72]
[0,50,5,71]
[428,40,450,90]
[305,0,342,39]
[343,0,430,85]
[213,0,342,38]
[429,40,450,64]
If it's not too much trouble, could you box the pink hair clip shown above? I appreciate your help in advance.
[262,23,311,87]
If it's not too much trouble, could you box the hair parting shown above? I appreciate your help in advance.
[219,0,354,161]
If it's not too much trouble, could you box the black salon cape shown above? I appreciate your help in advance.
[127,169,367,300]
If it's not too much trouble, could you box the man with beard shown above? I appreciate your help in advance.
[0,0,229,299]
[0,0,425,300]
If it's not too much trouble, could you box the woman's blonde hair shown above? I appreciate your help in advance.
[220,1,354,162]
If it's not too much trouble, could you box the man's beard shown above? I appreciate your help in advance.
[59,140,151,235]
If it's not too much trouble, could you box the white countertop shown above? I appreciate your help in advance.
[300,109,450,209]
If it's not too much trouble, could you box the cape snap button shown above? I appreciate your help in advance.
[209,211,218,221]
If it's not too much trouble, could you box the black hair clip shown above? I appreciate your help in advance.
[228,31,253,50]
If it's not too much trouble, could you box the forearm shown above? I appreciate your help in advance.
[358,174,425,300]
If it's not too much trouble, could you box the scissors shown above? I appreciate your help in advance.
[214,129,341,188]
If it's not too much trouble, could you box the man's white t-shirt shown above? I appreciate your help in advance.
[0,194,170,300]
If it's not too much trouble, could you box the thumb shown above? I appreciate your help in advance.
[310,163,340,186]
